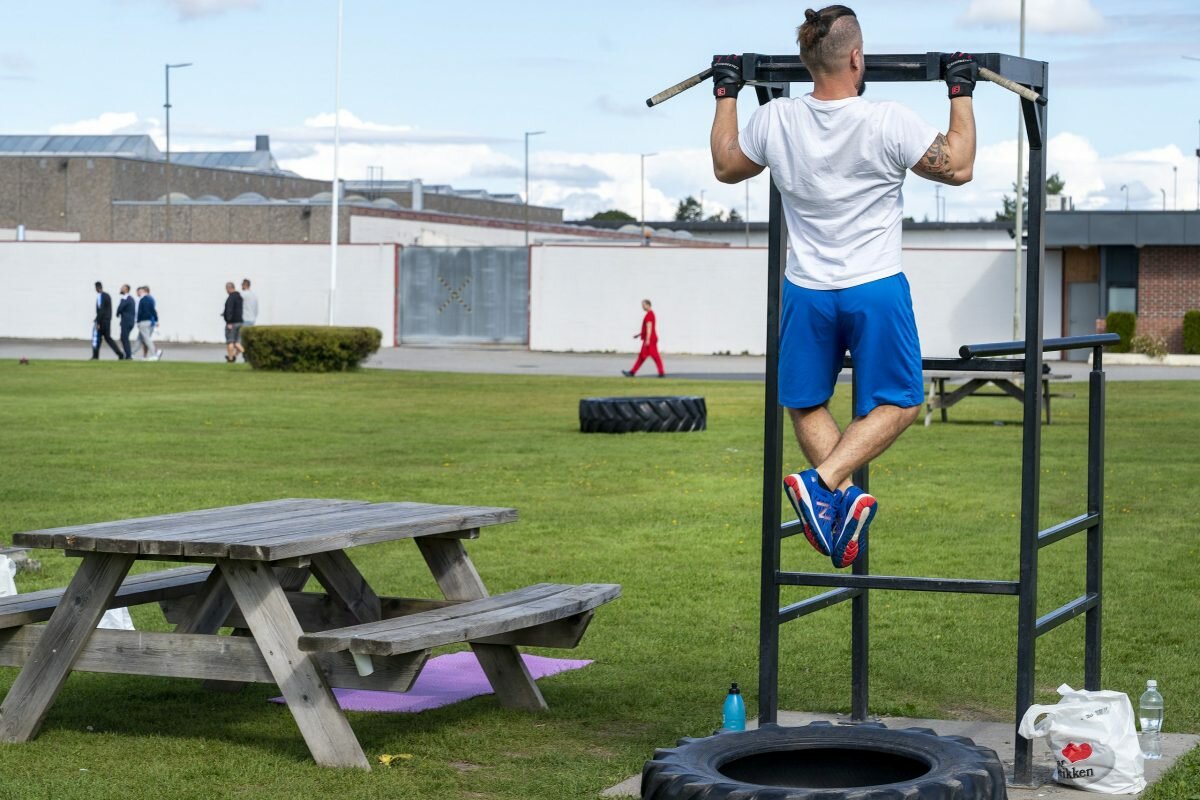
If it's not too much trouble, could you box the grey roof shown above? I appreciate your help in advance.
[0,134,162,159]
[1046,211,1200,246]
[171,150,297,177]
[0,134,298,177]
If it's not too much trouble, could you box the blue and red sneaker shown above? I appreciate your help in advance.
[830,486,877,568]
[783,469,840,557]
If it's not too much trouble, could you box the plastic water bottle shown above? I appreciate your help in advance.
[722,683,746,732]
[1138,679,1164,760]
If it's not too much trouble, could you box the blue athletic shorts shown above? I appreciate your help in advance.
[779,273,924,418]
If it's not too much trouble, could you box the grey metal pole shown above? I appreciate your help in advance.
[163,62,192,243]
[1012,0,1026,340]
[329,0,343,326]
[524,131,544,249]
[745,179,750,246]
[640,152,656,246]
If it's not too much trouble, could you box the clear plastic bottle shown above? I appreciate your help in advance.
[722,683,746,732]
[1138,679,1164,760]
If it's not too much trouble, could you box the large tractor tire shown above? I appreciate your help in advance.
[579,396,707,434]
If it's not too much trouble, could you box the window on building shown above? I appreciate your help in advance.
[1102,245,1138,315]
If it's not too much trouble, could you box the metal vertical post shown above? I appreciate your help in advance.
[850,390,870,720]
[1013,92,1048,787]
[757,84,787,726]
[1085,346,1105,689]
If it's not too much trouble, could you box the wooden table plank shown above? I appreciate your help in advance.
[14,499,334,551]
[0,553,134,741]
[89,500,369,555]
[180,503,438,558]
[219,560,369,770]
[229,505,518,561]
[0,627,428,692]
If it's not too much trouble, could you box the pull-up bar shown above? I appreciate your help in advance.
[646,50,1115,787]
[646,52,1047,107]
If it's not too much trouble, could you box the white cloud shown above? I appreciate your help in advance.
[958,0,1105,34]
[49,112,146,136]
[46,108,1198,220]
[163,0,258,20]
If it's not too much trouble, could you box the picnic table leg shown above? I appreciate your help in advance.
[219,560,369,769]
[924,377,934,427]
[310,551,382,623]
[939,378,948,423]
[416,537,548,712]
[0,552,134,742]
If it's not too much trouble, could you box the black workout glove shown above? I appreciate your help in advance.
[942,52,978,99]
[712,54,743,99]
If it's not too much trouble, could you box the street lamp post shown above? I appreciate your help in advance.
[1120,184,1129,211]
[1160,188,1166,211]
[640,152,657,245]
[524,130,545,249]
[163,61,193,242]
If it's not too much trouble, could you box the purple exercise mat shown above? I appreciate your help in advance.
[270,652,592,713]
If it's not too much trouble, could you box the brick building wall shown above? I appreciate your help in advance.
[1138,246,1200,352]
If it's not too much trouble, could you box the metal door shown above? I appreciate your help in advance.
[1066,282,1100,361]
[399,247,528,344]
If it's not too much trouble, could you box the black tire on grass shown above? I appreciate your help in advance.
[641,722,1007,800]
[579,396,706,434]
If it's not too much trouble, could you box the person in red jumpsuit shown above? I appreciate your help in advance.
[623,299,665,377]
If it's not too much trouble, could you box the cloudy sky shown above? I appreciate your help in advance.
[4,0,1199,223]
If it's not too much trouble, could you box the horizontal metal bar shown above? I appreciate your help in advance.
[960,334,1121,359]
[779,588,861,623]
[843,356,1040,374]
[776,571,1020,595]
[780,520,805,540]
[1036,593,1099,637]
[1038,513,1099,549]
[742,52,1046,89]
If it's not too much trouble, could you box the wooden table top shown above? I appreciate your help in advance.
[13,499,518,561]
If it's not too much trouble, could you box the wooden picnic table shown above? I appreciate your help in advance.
[924,370,1072,427]
[0,499,618,769]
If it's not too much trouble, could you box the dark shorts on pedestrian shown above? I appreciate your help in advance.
[779,272,924,418]
[225,323,242,344]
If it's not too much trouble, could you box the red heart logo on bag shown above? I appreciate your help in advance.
[1062,742,1093,763]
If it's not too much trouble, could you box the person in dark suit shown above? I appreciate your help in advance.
[92,281,123,360]
[116,284,136,359]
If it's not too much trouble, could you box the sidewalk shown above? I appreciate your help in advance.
[3,339,1199,382]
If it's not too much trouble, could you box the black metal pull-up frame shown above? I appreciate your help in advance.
[745,52,1120,786]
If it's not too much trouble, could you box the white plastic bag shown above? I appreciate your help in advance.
[99,606,135,630]
[1018,683,1146,794]
[0,556,17,597]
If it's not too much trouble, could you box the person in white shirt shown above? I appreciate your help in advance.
[240,278,258,326]
[709,5,977,568]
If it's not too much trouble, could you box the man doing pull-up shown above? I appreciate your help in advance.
[709,6,978,568]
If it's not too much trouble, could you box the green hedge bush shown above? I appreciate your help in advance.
[1130,333,1167,360]
[1184,310,1200,355]
[1105,311,1136,353]
[241,326,382,372]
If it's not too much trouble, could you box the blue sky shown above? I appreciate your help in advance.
[4,0,1199,223]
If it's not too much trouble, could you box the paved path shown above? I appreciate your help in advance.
[3,339,1199,382]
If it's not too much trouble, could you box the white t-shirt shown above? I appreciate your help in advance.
[739,94,938,290]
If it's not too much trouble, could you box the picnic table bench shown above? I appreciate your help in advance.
[0,499,620,770]
[924,369,1072,426]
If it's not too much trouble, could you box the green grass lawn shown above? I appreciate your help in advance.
[0,361,1195,799]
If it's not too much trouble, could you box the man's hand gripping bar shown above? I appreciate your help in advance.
[644,59,1046,108]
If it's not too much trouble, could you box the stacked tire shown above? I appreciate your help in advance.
[579,396,706,434]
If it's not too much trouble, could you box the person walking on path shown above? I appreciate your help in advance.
[135,286,162,360]
[116,284,136,360]
[622,299,665,378]
[222,282,244,363]
[240,279,258,328]
[91,281,123,360]
[708,5,977,568]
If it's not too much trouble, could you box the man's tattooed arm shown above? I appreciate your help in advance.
[911,133,957,184]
